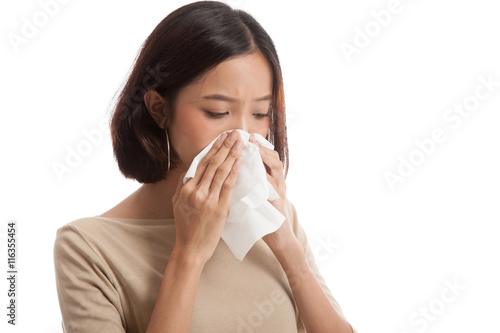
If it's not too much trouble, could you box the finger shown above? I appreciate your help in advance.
[249,133,261,147]
[265,166,286,197]
[217,157,244,206]
[265,172,279,192]
[251,133,285,193]
[208,141,244,195]
[250,133,271,173]
[191,132,228,186]
[250,133,274,161]
[249,133,257,143]
[258,146,282,179]
[198,130,242,193]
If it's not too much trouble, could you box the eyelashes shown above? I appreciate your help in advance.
[204,111,271,120]
[204,111,227,118]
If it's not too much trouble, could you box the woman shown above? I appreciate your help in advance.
[53,1,356,332]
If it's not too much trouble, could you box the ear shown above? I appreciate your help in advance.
[144,89,168,129]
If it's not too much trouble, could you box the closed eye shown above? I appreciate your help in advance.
[204,111,271,120]
[205,111,228,119]
[254,113,271,119]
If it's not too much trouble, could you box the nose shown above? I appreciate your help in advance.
[230,114,248,134]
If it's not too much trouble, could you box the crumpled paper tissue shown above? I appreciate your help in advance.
[183,129,286,261]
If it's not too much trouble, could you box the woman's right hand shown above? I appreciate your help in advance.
[171,130,244,265]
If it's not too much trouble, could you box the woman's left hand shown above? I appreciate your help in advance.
[249,134,298,255]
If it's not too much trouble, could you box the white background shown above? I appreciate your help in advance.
[1,0,499,332]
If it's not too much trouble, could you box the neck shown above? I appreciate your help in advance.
[136,165,189,219]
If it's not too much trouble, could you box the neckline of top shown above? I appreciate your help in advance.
[92,216,175,224]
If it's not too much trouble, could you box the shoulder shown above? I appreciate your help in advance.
[53,217,100,253]
[52,217,129,284]
[53,217,122,258]
[55,217,110,241]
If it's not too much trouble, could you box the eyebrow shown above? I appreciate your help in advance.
[202,94,272,103]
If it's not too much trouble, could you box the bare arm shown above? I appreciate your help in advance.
[273,239,354,333]
[145,247,205,333]
[145,130,244,332]
[249,133,354,332]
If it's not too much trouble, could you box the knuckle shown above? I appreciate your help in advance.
[228,149,241,158]
[199,155,211,167]
[210,155,224,166]
[212,139,222,150]
[179,185,191,197]
[223,139,233,149]
[207,191,219,204]
[217,165,231,176]
[211,169,224,183]
[221,181,233,191]
[211,177,223,191]
[202,195,213,211]
[212,204,225,218]
[191,191,205,205]
[207,195,218,207]
[230,164,241,175]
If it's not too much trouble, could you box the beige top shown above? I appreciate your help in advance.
[53,199,356,332]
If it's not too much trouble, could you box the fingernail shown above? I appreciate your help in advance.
[230,130,239,139]
[235,140,243,149]
[220,133,228,142]
[235,158,243,168]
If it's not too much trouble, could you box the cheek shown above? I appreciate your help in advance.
[171,109,225,162]
[255,118,270,139]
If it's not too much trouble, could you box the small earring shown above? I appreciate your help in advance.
[166,127,171,173]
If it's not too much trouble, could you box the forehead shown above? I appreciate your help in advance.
[180,52,273,102]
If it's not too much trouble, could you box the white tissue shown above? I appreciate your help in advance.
[183,129,286,261]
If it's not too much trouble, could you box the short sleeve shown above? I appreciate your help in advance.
[286,199,358,333]
[53,223,126,333]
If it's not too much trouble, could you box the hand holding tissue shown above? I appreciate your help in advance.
[183,129,286,261]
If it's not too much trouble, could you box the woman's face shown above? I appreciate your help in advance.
[169,51,273,169]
